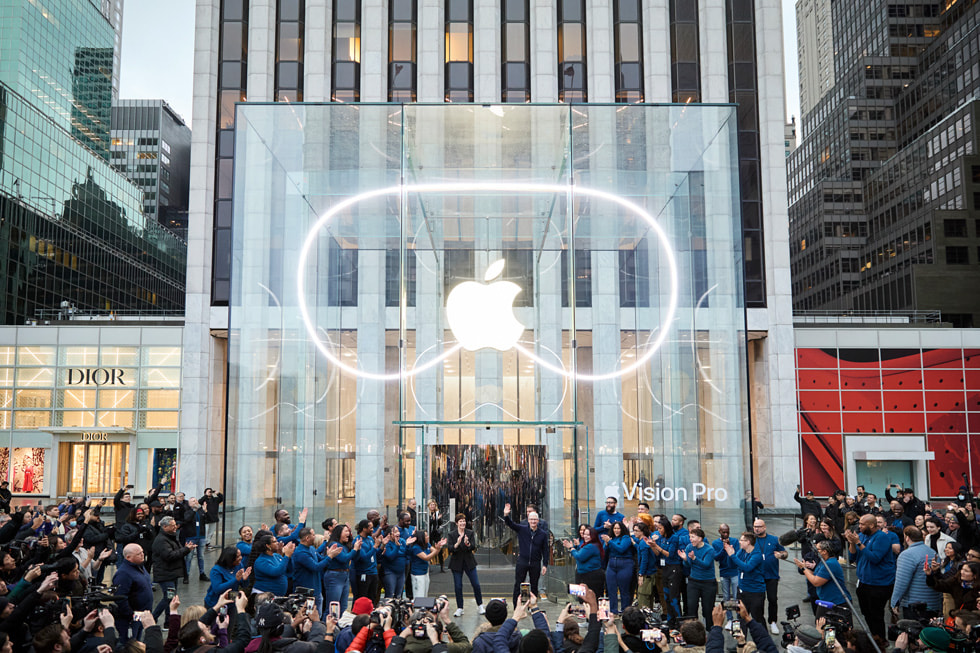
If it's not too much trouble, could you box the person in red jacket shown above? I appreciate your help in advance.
[347,605,397,653]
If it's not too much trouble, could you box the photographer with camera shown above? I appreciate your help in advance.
[707,602,779,653]
[793,540,851,618]
[176,589,250,653]
[380,595,470,653]
[247,599,330,653]
[891,626,953,653]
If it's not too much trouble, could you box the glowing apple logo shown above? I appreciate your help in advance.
[446,259,525,351]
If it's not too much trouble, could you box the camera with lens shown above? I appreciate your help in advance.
[409,610,443,641]
[271,587,316,615]
[886,603,938,642]
[780,605,802,648]
[635,605,664,629]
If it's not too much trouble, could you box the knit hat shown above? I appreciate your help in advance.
[520,629,550,653]
[794,626,822,649]
[352,597,374,615]
[919,627,951,652]
[256,602,285,630]
[484,599,507,626]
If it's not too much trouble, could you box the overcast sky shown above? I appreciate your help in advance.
[119,0,802,127]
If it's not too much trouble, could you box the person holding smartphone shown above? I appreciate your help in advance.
[447,512,484,617]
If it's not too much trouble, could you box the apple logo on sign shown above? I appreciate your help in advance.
[603,484,620,502]
[446,259,525,351]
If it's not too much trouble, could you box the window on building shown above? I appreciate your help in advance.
[669,0,700,102]
[327,240,359,306]
[946,246,969,264]
[385,249,416,307]
[275,0,305,101]
[620,248,650,307]
[389,0,417,101]
[332,0,361,101]
[444,249,474,298]
[445,0,474,101]
[557,0,587,102]
[501,0,530,102]
[503,249,533,307]
[944,219,967,237]
[560,249,592,307]
[614,0,643,102]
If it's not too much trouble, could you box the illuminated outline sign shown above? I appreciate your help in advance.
[296,182,679,381]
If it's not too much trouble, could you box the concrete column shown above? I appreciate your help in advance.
[473,0,500,102]
[360,0,387,101]
[417,0,444,101]
[644,1,671,102]
[531,0,557,102]
[356,249,387,513]
[586,0,613,102]
[304,0,331,101]
[591,251,623,505]
[699,0,728,103]
[247,0,275,101]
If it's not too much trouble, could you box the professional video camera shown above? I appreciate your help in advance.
[271,587,317,615]
[374,597,415,628]
[780,605,802,648]
[634,604,665,629]
[814,601,852,633]
[30,586,124,632]
[886,603,939,642]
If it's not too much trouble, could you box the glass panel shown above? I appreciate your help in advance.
[144,347,182,366]
[17,347,55,366]
[390,23,415,61]
[100,347,139,366]
[504,23,527,61]
[144,412,180,429]
[334,23,361,62]
[560,23,585,61]
[616,23,640,62]
[445,24,472,62]
[278,22,302,61]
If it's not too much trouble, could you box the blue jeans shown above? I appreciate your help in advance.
[721,575,739,619]
[185,536,206,574]
[605,557,634,614]
[383,567,405,599]
[323,570,350,615]
[452,567,483,609]
[152,580,177,621]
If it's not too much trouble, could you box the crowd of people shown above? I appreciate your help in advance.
[0,481,978,653]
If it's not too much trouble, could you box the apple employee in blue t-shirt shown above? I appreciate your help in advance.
[794,540,851,617]
[594,497,625,536]
[845,513,897,642]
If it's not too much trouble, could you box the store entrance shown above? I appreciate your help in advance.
[58,442,129,496]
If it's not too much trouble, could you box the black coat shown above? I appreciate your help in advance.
[446,528,477,571]
[200,493,223,524]
[151,530,191,582]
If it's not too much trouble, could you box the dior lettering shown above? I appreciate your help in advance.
[81,432,109,441]
[66,368,126,386]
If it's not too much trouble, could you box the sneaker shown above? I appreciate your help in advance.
[477,604,485,615]
[453,608,464,618]
[182,578,189,584]
[199,573,208,581]
[769,622,779,635]
[724,621,733,631]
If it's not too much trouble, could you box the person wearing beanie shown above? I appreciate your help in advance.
[917,627,951,653]
[472,599,520,653]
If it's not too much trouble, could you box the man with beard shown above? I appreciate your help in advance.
[752,519,788,635]
[594,497,625,536]
[844,513,897,641]
[273,507,307,545]
[886,501,913,531]
[886,484,926,519]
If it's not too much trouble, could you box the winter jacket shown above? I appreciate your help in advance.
[113,558,155,616]
[794,492,823,519]
[926,571,980,613]
[706,620,778,653]
[472,623,519,653]
[201,493,224,524]
[152,530,193,582]
[890,542,942,611]
[243,621,328,653]
[114,487,134,524]
[401,621,470,653]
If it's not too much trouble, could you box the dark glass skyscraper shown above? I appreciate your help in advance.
[0,0,186,324]
[789,0,980,326]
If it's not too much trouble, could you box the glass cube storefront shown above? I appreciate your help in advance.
[227,103,750,546]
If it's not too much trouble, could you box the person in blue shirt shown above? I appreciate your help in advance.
[633,522,657,609]
[408,530,445,598]
[396,512,417,600]
[844,513,897,642]
[594,497,625,536]
[380,525,408,599]
[712,524,738,624]
[648,518,683,624]
[205,546,249,608]
[351,518,380,601]
[601,521,635,614]
[235,525,253,563]
[724,531,765,624]
[293,527,332,611]
[684,527,717,625]
[251,533,295,596]
[562,525,605,598]
[752,519,788,634]
[794,540,850,617]
[322,523,357,614]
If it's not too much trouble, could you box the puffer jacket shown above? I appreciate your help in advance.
[472,622,519,653]
[152,530,192,582]
[243,621,329,653]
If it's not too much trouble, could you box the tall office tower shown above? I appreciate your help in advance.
[110,100,192,238]
[789,1,980,326]
[795,0,835,118]
[0,0,186,324]
[183,0,796,518]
